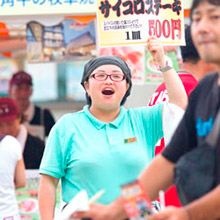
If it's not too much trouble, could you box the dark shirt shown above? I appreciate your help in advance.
[162,72,220,185]
[23,133,45,169]
[30,105,55,136]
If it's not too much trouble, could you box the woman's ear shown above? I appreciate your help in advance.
[126,82,129,91]
[84,81,89,93]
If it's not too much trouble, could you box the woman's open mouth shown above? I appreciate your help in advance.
[102,88,114,95]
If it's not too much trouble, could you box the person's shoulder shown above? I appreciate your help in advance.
[188,72,218,103]
[2,135,20,146]
[194,72,218,92]
[1,135,21,155]
[199,71,218,85]
[128,104,163,117]
[44,108,53,114]
[34,104,52,115]
[34,105,41,111]
[153,71,197,90]
[177,71,197,82]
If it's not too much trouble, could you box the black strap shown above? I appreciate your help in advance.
[206,108,220,148]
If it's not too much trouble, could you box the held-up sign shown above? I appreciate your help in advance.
[97,0,185,47]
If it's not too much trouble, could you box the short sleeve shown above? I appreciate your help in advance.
[39,115,71,178]
[3,135,22,161]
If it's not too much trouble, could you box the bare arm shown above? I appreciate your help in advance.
[138,154,174,200]
[14,157,26,189]
[38,174,59,220]
[184,185,220,220]
[147,36,187,110]
[147,185,220,220]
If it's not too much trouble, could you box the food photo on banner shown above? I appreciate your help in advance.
[98,45,145,84]
[16,170,61,219]
[26,17,96,63]
[145,46,180,84]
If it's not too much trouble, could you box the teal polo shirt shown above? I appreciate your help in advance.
[40,104,163,204]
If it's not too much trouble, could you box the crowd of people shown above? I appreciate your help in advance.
[8,71,56,138]
[1,0,220,219]
[0,71,55,219]
[72,0,220,220]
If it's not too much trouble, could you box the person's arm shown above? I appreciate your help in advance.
[147,185,220,220]
[138,153,174,200]
[72,201,127,220]
[14,157,26,189]
[38,174,59,220]
[147,36,187,110]
[184,185,220,220]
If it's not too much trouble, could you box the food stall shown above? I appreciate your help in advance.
[0,0,193,218]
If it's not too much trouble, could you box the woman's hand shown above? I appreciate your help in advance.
[71,198,128,220]
[147,36,167,68]
[71,204,116,220]
[147,35,187,110]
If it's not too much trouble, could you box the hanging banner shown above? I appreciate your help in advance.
[26,18,96,63]
[97,0,185,47]
[0,0,96,16]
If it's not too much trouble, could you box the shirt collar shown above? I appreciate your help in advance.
[83,105,126,130]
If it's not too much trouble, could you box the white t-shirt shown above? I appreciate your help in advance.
[0,135,22,219]
[162,102,185,145]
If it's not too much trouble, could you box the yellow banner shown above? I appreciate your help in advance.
[0,0,96,16]
[97,0,185,47]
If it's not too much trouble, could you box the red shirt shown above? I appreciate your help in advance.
[148,72,198,207]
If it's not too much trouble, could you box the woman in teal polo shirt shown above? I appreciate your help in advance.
[38,36,187,220]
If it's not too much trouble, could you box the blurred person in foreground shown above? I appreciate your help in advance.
[147,24,218,208]
[74,0,220,219]
[8,71,55,138]
[38,36,188,220]
[0,97,45,169]
[0,134,25,219]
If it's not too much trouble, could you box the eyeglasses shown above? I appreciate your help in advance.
[90,72,125,82]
